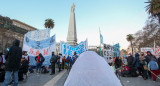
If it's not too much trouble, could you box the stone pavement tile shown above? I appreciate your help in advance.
[120,76,160,86]
[0,68,60,86]
[54,70,69,86]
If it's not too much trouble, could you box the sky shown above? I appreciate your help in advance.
[0,0,149,50]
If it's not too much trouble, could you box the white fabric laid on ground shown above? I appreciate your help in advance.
[64,51,122,86]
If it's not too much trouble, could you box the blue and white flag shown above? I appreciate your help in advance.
[100,34,103,44]
[114,43,120,57]
[60,40,88,57]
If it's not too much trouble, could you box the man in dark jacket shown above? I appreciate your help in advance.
[50,52,57,75]
[133,53,143,75]
[3,39,22,86]
[18,58,29,81]
[127,54,134,68]
[115,57,122,69]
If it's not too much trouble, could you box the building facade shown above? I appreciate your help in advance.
[0,15,37,53]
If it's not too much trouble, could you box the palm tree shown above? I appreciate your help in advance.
[44,18,54,29]
[126,34,135,55]
[145,0,160,23]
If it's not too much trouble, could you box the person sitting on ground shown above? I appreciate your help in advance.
[18,58,29,81]
[148,58,160,81]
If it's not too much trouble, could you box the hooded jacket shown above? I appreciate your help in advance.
[127,55,134,67]
[5,39,22,71]
[145,51,156,64]
[133,53,141,68]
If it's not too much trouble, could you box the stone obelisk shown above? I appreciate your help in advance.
[67,3,77,46]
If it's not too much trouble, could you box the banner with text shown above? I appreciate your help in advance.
[23,35,56,65]
[103,43,120,60]
[141,47,160,58]
[60,40,88,57]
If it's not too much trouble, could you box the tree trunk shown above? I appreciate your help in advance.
[131,41,133,56]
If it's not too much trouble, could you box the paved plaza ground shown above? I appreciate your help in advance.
[0,69,160,86]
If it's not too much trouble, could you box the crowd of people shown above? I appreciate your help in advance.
[107,51,160,82]
[0,39,79,86]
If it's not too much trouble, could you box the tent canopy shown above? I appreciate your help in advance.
[64,51,122,86]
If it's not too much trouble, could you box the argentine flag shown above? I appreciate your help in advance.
[100,34,103,44]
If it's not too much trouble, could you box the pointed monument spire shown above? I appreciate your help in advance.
[67,3,77,46]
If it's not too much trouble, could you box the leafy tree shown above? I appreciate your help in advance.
[126,34,134,55]
[44,18,54,29]
[146,0,160,23]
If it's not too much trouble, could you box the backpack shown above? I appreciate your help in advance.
[29,69,34,73]
[65,57,69,62]
[41,67,49,73]
[149,60,159,70]
[39,56,45,63]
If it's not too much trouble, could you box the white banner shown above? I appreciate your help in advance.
[25,29,50,41]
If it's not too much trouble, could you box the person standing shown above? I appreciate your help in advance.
[72,52,78,65]
[35,53,45,73]
[0,53,3,68]
[66,56,71,71]
[115,57,122,69]
[145,51,157,78]
[58,54,63,72]
[157,54,160,69]
[148,58,160,81]
[18,58,29,81]
[133,53,143,75]
[107,57,113,66]
[3,39,22,86]
[22,51,29,63]
[127,54,134,68]
[145,51,157,64]
[62,56,65,69]
[50,52,57,75]
[139,52,148,80]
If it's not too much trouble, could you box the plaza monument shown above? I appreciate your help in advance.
[67,3,77,46]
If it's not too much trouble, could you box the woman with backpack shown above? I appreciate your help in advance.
[35,53,45,73]
[66,56,72,71]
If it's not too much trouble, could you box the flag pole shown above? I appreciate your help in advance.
[99,27,101,56]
